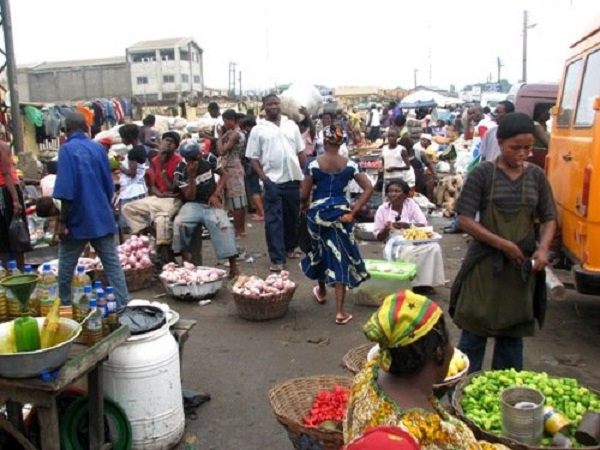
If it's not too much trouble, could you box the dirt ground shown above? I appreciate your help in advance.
[132,216,600,450]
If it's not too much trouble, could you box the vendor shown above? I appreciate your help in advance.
[373,180,445,294]
[412,134,438,202]
[343,291,509,450]
[450,112,557,373]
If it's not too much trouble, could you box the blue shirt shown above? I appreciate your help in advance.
[53,132,116,239]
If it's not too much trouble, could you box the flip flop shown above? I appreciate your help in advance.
[286,251,303,259]
[336,313,353,325]
[312,286,327,304]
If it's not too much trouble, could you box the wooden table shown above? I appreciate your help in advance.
[170,319,197,375]
[0,326,130,450]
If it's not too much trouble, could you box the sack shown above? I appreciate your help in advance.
[280,84,324,122]
[297,212,311,254]
[9,216,32,252]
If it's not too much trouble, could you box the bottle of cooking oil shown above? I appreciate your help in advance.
[96,291,110,337]
[6,261,21,319]
[71,266,90,321]
[105,286,118,332]
[86,297,103,346]
[0,263,8,321]
[38,264,59,317]
[24,265,41,317]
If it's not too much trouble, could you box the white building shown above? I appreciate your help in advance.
[126,37,204,103]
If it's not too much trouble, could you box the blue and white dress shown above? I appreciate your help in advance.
[300,158,370,288]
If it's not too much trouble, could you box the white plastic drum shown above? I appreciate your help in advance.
[103,323,184,450]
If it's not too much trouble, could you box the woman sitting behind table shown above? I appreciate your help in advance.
[373,179,445,294]
[343,290,510,450]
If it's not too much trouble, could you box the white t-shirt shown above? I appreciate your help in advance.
[246,117,305,183]
[381,145,415,187]
[370,109,381,127]
[119,158,147,200]
[202,112,225,137]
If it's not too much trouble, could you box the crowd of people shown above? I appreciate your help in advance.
[0,90,560,448]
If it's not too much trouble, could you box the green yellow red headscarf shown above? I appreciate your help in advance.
[364,290,443,371]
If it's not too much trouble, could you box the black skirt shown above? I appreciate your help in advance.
[0,185,28,253]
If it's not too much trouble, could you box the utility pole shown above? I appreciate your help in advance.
[228,62,237,98]
[238,70,242,101]
[0,0,24,154]
[413,69,419,89]
[497,57,505,84]
[522,10,537,83]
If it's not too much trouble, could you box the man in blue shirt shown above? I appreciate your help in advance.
[53,112,129,307]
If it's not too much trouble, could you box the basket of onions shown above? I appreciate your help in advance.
[230,271,297,321]
[159,262,227,300]
[94,235,156,292]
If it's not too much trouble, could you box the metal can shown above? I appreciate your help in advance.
[544,406,571,435]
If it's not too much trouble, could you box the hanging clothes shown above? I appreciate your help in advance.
[23,106,44,127]
[76,104,94,128]
[119,97,132,117]
[112,99,124,122]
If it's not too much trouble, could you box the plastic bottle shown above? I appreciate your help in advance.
[0,263,8,321]
[24,265,41,317]
[86,298,103,346]
[96,291,110,337]
[14,315,40,352]
[6,261,22,319]
[93,280,104,302]
[105,286,118,332]
[78,285,92,342]
[38,264,59,317]
[71,266,91,321]
[40,298,61,349]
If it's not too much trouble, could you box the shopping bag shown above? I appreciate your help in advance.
[9,216,32,252]
[298,212,311,254]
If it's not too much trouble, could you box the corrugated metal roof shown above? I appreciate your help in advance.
[128,37,201,51]
[20,56,126,71]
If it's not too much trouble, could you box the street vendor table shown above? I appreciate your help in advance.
[0,326,130,450]
[171,319,197,375]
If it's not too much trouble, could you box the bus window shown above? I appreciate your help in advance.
[557,59,583,128]
[575,49,600,127]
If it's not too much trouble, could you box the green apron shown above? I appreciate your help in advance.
[454,164,536,338]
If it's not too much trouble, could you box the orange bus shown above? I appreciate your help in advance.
[546,19,600,294]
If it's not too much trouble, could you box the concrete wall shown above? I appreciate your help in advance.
[23,64,131,103]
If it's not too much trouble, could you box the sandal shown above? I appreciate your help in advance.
[269,264,284,272]
[335,313,353,325]
[312,286,327,304]
[286,250,303,259]
[252,215,264,221]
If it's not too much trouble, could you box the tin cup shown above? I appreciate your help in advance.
[501,387,545,446]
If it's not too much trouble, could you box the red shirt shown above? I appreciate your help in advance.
[151,154,183,193]
[0,157,18,187]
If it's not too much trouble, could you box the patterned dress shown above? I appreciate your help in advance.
[300,158,369,288]
[343,361,510,450]
[222,129,247,210]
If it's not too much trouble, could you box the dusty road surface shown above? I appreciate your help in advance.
[131,216,600,450]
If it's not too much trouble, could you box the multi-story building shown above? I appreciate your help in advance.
[17,37,204,105]
[127,37,204,103]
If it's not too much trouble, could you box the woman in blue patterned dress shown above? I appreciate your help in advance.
[300,124,374,324]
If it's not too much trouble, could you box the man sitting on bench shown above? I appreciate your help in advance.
[172,140,239,278]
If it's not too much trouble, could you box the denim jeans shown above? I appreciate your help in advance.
[58,234,129,308]
[171,203,237,260]
[458,330,523,373]
[263,180,300,265]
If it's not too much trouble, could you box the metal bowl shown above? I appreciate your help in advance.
[0,317,82,379]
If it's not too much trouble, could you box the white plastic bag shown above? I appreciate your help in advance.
[279,84,323,122]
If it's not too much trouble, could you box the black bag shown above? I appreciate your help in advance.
[9,216,32,252]
[298,212,311,254]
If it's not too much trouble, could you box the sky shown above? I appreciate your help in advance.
[8,0,600,92]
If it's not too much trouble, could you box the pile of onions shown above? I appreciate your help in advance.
[231,271,296,300]
[159,262,226,285]
[96,235,155,271]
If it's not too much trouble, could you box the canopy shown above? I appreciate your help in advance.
[400,90,463,108]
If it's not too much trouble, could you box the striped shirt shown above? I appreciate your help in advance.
[455,162,556,222]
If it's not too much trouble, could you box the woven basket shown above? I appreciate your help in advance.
[452,373,600,450]
[269,375,353,450]
[94,266,154,292]
[231,285,297,321]
[342,344,371,374]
